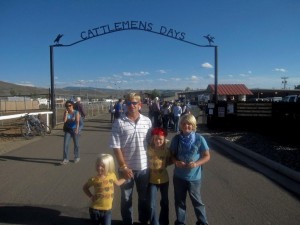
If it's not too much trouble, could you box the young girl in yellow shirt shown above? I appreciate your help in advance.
[83,154,125,225]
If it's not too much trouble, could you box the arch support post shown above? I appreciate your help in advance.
[50,45,56,128]
[214,45,218,103]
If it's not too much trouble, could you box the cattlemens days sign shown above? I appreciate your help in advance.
[80,20,186,41]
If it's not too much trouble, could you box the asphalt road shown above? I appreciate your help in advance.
[0,112,300,225]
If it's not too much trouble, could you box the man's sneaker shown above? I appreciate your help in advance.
[60,159,69,165]
[74,158,80,163]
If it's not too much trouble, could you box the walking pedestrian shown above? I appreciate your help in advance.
[114,99,123,120]
[74,97,86,133]
[109,101,115,123]
[152,97,161,128]
[172,102,182,133]
[61,100,80,165]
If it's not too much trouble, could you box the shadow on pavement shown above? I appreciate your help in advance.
[0,205,124,225]
[0,205,90,225]
[0,156,61,165]
[87,118,111,123]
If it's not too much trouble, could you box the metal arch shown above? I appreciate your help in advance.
[51,28,216,48]
[49,27,218,128]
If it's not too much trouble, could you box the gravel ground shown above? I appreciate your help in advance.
[210,130,300,172]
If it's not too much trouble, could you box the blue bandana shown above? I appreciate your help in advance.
[179,132,195,151]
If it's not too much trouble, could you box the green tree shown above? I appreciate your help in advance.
[185,87,191,91]
[150,89,160,99]
[10,88,16,96]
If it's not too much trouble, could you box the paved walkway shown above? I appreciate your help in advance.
[0,112,300,225]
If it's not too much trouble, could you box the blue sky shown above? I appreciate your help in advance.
[0,0,299,91]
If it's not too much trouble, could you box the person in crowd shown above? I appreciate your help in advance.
[74,97,86,132]
[83,154,126,225]
[168,101,175,130]
[148,100,154,123]
[110,92,152,225]
[114,99,123,119]
[61,100,80,165]
[147,127,171,225]
[169,114,210,225]
[109,101,116,123]
[152,97,161,127]
[122,100,128,116]
[172,102,182,133]
[161,101,171,130]
[181,102,191,117]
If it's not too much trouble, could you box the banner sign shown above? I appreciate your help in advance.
[80,20,186,41]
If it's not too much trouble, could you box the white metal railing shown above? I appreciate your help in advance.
[0,111,53,127]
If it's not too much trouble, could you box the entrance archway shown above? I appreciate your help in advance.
[49,21,218,127]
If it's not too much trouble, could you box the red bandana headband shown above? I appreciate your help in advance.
[151,128,167,137]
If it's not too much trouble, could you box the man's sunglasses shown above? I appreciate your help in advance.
[126,101,139,106]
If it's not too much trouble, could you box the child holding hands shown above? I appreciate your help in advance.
[148,127,171,225]
[83,154,125,225]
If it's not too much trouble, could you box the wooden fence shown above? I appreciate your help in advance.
[206,102,300,132]
[0,99,40,112]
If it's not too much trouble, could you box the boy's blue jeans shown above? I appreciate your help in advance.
[149,182,169,225]
[120,168,149,225]
[173,176,208,225]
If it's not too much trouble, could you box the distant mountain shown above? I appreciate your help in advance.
[0,81,117,99]
[0,81,49,97]
[0,80,180,99]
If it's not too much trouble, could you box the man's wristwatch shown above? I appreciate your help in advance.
[120,164,128,171]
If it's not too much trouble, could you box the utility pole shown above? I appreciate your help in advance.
[281,77,288,89]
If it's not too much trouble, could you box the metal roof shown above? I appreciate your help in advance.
[207,84,253,95]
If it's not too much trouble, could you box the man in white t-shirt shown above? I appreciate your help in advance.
[110,92,152,225]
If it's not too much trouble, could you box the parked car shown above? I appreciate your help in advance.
[265,97,282,102]
[282,95,300,103]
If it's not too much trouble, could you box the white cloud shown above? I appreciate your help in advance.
[171,77,181,81]
[122,71,149,77]
[17,81,35,87]
[274,68,287,73]
[201,62,213,69]
[140,71,149,75]
[123,72,133,76]
[158,78,168,82]
[158,69,167,74]
[191,75,198,80]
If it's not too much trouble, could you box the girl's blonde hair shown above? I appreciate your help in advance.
[179,114,197,131]
[96,154,116,174]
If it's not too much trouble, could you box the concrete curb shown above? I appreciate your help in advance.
[211,135,300,183]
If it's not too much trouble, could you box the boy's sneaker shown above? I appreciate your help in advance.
[60,159,69,165]
[74,158,80,163]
